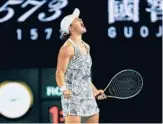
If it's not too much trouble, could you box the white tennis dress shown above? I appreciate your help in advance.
[61,38,99,117]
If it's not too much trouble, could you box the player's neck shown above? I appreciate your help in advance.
[70,34,83,44]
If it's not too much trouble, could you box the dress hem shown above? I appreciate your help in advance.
[63,109,100,117]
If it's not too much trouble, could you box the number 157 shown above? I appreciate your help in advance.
[16,28,53,41]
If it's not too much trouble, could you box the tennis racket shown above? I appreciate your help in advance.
[101,69,143,99]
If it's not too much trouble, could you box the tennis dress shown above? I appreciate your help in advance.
[61,39,99,117]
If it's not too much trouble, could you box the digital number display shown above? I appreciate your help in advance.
[49,106,64,123]
[0,0,68,42]
[41,101,64,123]
[0,0,68,23]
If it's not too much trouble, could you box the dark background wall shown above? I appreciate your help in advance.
[0,0,162,123]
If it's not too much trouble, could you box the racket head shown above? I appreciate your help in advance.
[104,69,143,99]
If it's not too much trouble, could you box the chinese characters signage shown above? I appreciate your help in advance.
[108,0,162,39]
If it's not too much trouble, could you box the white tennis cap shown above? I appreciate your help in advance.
[60,8,80,34]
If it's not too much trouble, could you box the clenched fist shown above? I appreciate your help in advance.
[63,90,72,98]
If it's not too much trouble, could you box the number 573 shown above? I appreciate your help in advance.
[0,0,68,23]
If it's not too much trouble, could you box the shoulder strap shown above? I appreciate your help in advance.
[68,38,80,58]
[68,38,76,47]
[82,41,90,53]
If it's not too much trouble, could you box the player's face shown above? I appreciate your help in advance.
[70,18,87,34]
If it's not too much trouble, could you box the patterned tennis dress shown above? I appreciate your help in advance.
[61,38,99,117]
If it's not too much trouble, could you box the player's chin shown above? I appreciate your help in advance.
[80,27,87,34]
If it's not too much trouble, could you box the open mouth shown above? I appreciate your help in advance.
[81,23,85,28]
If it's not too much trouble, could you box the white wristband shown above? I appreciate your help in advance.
[60,85,66,92]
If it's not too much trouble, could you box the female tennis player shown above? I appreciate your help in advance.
[56,8,107,123]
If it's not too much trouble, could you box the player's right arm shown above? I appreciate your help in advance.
[55,41,74,98]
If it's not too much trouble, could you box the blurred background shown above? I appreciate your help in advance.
[0,0,162,123]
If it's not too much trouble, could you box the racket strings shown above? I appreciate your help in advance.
[106,70,143,98]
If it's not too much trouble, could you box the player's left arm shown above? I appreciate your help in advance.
[84,41,107,100]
